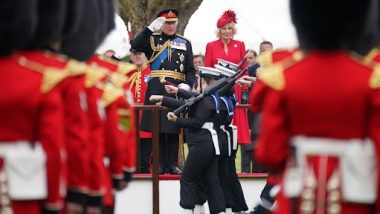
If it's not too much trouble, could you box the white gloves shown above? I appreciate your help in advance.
[148,17,166,32]
[178,83,191,91]
[149,95,163,103]
[167,112,178,121]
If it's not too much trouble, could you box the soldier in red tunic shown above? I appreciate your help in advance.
[353,4,380,212]
[126,47,153,173]
[250,0,379,213]
[0,1,66,213]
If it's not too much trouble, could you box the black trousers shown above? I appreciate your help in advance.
[159,133,179,169]
[218,155,233,208]
[229,150,248,212]
[180,141,225,214]
[240,143,254,173]
[139,138,152,173]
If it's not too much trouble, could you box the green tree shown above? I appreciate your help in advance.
[118,0,203,38]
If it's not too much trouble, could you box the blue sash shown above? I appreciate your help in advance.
[151,37,187,70]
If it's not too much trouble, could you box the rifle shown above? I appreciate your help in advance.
[172,50,252,115]
[172,76,227,114]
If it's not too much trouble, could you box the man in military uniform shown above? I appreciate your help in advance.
[131,9,195,174]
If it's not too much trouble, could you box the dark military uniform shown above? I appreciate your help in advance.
[131,10,195,173]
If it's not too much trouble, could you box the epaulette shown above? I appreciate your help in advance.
[176,34,191,43]
[117,61,137,75]
[18,56,67,93]
[256,51,273,67]
[108,72,128,88]
[369,64,380,89]
[95,55,136,75]
[85,65,108,88]
[258,63,285,90]
[363,48,380,66]
[44,50,69,62]
[99,81,124,107]
[65,59,87,76]
[152,32,161,36]
[258,50,305,91]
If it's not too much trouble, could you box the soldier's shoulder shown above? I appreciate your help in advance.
[369,64,380,89]
[152,32,161,36]
[176,34,191,43]
[258,50,304,91]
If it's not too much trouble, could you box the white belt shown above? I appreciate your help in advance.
[220,125,231,156]
[202,122,220,155]
[285,136,377,203]
[291,136,370,157]
[229,125,238,150]
[0,141,34,156]
[0,140,47,200]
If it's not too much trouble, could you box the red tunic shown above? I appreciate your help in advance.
[204,39,250,144]
[363,48,380,212]
[16,51,91,202]
[0,53,65,213]
[253,51,380,214]
[125,65,152,138]
[250,50,294,186]
[88,55,137,206]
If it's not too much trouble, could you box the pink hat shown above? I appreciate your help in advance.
[217,9,237,28]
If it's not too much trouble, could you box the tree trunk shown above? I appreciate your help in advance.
[118,0,203,38]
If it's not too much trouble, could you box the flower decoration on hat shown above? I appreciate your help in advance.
[217,9,237,28]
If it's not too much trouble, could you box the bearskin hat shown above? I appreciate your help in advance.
[349,0,379,55]
[60,0,101,61]
[290,0,375,51]
[0,0,38,56]
[105,0,116,34]
[30,0,67,49]
[63,0,85,39]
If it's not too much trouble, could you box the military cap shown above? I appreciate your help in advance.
[214,64,236,78]
[0,0,38,56]
[156,9,179,22]
[198,66,220,79]
[129,41,144,53]
[217,58,239,71]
